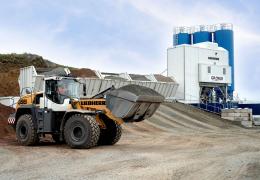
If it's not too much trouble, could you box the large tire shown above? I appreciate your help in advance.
[64,114,100,149]
[98,117,122,145]
[16,114,39,146]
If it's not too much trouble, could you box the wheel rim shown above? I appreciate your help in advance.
[19,123,28,139]
[71,123,85,142]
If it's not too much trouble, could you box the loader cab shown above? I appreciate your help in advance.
[45,77,80,105]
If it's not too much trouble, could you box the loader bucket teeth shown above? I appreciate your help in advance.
[106,84,164,122]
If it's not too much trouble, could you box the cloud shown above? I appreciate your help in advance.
[0,25,163,74]
[0,1,167,72]
[125,0,260,100]
[0,0,260,100]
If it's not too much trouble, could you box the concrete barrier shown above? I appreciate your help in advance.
[221,108,253,127]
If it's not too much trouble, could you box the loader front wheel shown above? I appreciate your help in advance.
[98,118,122,145]
[16,114,38,146]
[64,114,100,149]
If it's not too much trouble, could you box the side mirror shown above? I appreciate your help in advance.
[26,89,31,94]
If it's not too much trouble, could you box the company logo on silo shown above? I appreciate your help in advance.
[211,76,224,81]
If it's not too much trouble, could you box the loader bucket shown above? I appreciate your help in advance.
[106,84,165,122]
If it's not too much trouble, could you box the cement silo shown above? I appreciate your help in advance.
[173,27,191,45]
[192,25,212,44]
[214,23,234,96]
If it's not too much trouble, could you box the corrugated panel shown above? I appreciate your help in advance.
[167,84,175,97]
[19,66,38,96]
[161,84,169,96]
[159,84,165,96]
[164,84,171,98]
[80,78,178,101]
[18,67,179,101]
[99,79,111,91]
[148,82,156,89]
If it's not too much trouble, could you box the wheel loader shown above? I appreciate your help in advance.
[8,70,164,149]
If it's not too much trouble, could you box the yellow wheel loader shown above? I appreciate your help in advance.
[8,73,164,149]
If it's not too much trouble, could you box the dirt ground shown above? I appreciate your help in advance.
[1,103,260,179]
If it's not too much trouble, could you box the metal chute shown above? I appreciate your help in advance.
[106,84,165,122]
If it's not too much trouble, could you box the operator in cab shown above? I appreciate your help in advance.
[56,83,68,104]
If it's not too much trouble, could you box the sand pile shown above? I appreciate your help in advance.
[0,103,15,138]
[70,68,97,78]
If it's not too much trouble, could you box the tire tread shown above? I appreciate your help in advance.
[64,114,100,149]
[16,114,38,146]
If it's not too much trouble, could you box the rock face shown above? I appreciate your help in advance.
[0,53,97,96]
[0,53,58,96]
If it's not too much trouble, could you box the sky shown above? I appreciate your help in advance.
[0,0,260,100]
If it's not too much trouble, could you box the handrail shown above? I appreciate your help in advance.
[176,91,236,114]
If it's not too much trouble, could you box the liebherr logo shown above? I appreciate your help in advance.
[80,101,106,106]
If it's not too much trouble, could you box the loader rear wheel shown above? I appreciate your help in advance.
[64,114,100,149]
[16,114,38,146]
[98,118,122,145]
